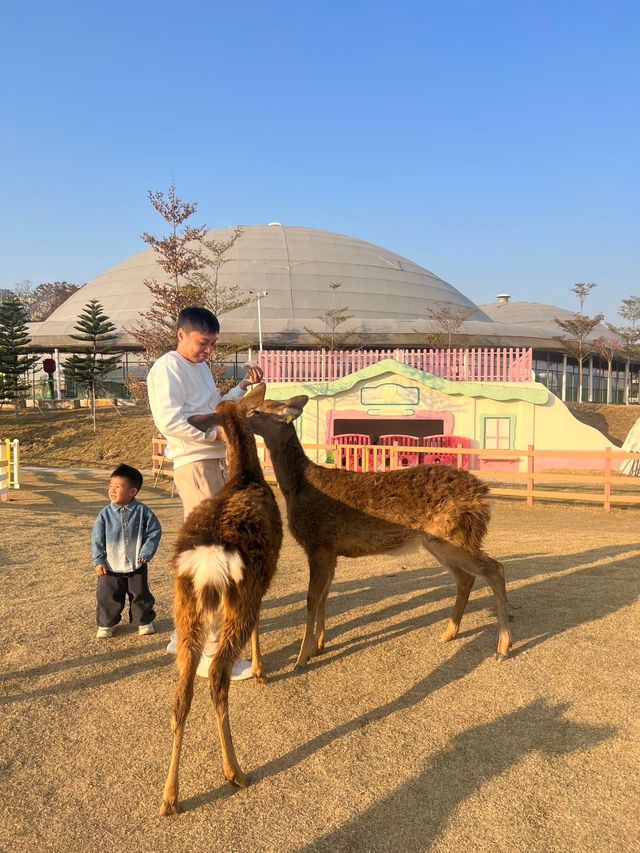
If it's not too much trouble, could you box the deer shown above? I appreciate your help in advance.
[246,392,512,671]
[160,383,283,816]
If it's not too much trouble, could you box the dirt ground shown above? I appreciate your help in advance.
[1,470,639,852]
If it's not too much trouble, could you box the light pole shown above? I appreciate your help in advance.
[249,290,268,351]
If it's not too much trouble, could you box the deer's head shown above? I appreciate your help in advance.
[188,382,270,435]
[244,391,309,441]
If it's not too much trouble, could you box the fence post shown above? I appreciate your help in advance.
[11,439,20,490]
[604,446,612,513]
[0,443,7,502]
[5,439,11,490]
[526,444,535,507]
[456,443,462,469]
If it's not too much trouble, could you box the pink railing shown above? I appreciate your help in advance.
[258,347,533,383]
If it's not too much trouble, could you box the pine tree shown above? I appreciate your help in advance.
[64,300,121,431]
[0,296,38,418]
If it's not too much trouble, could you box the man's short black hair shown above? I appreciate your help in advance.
[111,464,143,492]
[177,306,220,336]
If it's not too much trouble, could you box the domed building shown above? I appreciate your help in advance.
[30,224,631,403]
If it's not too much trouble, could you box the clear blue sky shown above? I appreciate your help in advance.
[1,0,638,321]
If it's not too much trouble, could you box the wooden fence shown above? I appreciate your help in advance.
[0,438,20,501]
[257,347,533,383]
[152,436,640,512]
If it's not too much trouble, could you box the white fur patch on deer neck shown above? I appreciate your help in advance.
[176,546,244,594]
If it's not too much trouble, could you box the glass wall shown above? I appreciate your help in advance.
[533,350,633,403]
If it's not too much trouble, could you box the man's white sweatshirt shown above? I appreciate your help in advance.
[147,350,245,469]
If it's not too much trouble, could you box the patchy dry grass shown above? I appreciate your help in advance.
[1,470,639,852]
[566,403,639,446]
[0,406,154,469]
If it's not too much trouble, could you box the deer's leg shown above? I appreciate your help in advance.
[438,564,476,643]
[210,614,254,788]
[426,540,511,660]
[250,616,267,684]
[295,548,336,670]
[160,579,203,816]
[314,561,337,654]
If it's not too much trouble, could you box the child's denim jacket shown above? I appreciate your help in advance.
[91,499,162,574]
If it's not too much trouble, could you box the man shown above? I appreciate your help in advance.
[147,306,263,680]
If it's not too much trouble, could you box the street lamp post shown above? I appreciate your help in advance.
[249,290,268,351]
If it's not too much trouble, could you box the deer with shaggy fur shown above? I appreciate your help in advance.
[247,393,511,670]
[160,383,282,816]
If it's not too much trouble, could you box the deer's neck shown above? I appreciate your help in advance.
[225,418,264,483]
[264,426,310,492]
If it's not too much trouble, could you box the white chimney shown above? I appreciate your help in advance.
[496,293,510,304]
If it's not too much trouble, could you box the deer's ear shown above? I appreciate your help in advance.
[242,382,267,412]
[286,395,309,410]
[188,413,221,433]
[281,395,308,422]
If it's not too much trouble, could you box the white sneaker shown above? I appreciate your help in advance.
[166,631,178,654]
[196,655,253,681]
[231,659,254,682]
[96,626,115,639]
[138,623,155,636]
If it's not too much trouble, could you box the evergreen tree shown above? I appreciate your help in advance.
[65,300,121,431]
[0,296,38,417]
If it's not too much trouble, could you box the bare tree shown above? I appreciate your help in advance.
[128,184,208,374]
[554,313,604,403]
[607,296,640,404]
[128,186,252,397]
[304,282,358,350]
[187,227,254,389]
[594,336,624,404]
[423,301,474,349]
[572,282,597,314]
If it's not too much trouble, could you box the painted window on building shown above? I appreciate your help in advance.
[483,416,513,450]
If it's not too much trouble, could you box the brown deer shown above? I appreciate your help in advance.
[247,393,511,670]
[160,383,282,816]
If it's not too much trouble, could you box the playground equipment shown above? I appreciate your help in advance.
[0,438,20,501]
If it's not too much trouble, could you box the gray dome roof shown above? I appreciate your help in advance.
[32,224,492,348]
[479,300,613,341]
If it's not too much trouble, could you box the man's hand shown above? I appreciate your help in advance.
[95,565,107,576]
[138,557,148,565]
[240,365,264,390]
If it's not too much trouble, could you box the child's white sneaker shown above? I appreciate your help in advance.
[166,631,178,654]
[196,654,253,681]
[96,626,115,639]
[138,623,155,636]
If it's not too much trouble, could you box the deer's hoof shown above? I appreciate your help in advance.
[226,769,249,788]
[254,673,268,685]
[441,629,458,643]
[495,652,509,663]
[160,799,181,816]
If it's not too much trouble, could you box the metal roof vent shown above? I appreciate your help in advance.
[496,293,511,304]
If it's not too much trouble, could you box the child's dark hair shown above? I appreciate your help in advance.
[111,464,143,492]
[177,306,220,335]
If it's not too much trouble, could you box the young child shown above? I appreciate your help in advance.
[92,463,162,638]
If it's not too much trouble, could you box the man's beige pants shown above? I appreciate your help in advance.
[173,458,227,519]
